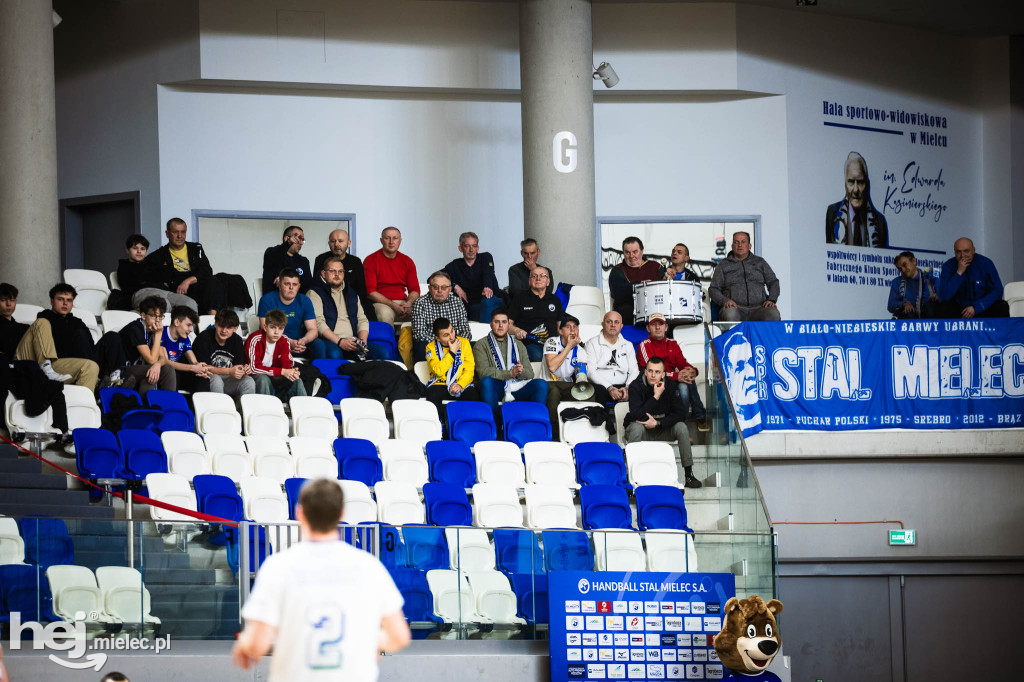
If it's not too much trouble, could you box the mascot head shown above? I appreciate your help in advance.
[713,596,783,674]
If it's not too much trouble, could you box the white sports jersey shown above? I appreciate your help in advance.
[241,540,404,682]
[543,337,589,381]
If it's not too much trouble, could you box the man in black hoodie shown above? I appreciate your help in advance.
[262,225,314,294]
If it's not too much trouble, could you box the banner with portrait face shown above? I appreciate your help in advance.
[713,319,1024,438]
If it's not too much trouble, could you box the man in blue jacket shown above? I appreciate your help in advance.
[937,238,1009,319]
[887,251,938,319]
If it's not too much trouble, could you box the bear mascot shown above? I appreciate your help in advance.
[713,595,784,681]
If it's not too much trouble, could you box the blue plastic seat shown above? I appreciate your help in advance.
[118,429,169,480]
[422,482,473,527]
[388,567,442,626]
[99,387,163,431]
[367,321,398,360]
[541,530,593,571]
[146,390,195,432]
[619,324,648,351]
[73,427,125,480]
[402,526,449,570]
[312,359,356,405]
[493,528,545,575]
[445,401,497,447]
[574,442,631,490]
[0,564,59,626]
[333,438,383,486]
[635,485,692,532]
[425,441,475,487]
[284,477,307,520]
[501,402,552,447]
[579,485,633,530]
[509,572,549,624]
[192,474,243,522]
[18,518,74,568]
[379,525,409,569]
[225,524,271,572]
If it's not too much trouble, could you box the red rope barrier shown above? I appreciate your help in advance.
[0,432,239,527]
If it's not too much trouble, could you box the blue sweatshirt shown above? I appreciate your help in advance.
[937,252,1003,313]
[887,270,937,315]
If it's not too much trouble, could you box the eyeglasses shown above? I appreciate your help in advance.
[429,284,452,291]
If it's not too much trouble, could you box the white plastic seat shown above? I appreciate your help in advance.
[523,442,578,488]
[530,361,545,381]
[0,517,26,565]
[95,566,160,625]
[412,361,431,386]
[467,570,526,625]
[204,433,252,480]
[625,442,682,488]
[593,531,647,571]
[444,528,495,572]
[252,278,263,311]
[378,439,429,487]
[100,310,140,334]
[645,530,699,572]
[63,269,110,317]
[247,315,261,335]
[108,271,119,290]
[577,324,601,345]
[240,394,289,438]
[71,308,102,344]
[473,441,526,487]
[374,481,425,525]
[565,285,606,326]
[1006,281,1024,317]
[524,484,578,529]
[613,402,630,447]
[340,397,390,445]
[470,483,524,528]
[4,392,60,439]
[160,432,212,480]
[468,322,491,342]
[338,480,377,525]
[192,392,242,436]
[45,565,112,624]
[288,435,338,478]
[289,396,338,439]
[246,436,294,484]
[392,399,442,446]
[426,569,486,624]
[144,473,198,522]
[239,476,290,522]
[12,303,43,324]
[557,401,609,445]
[64,385,101,431]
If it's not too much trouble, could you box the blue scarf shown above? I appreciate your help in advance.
[487,333,528,400]
[430,340,463,389]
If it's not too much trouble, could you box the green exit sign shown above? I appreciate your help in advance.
[889,529,916,545]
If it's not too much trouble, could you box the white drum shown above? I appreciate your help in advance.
[633,280,703,323]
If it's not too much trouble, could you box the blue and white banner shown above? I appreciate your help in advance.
[713,319,1024,437]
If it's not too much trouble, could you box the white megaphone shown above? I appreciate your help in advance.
[570,364,596,401]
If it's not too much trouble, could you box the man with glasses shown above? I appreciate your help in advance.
[262,225,314,294]
[508,266,565,362]
[313,228,376,321]
[308,256,387,360]
[411,271,471,362]
[508,237,554,298]
[119,295,176,395]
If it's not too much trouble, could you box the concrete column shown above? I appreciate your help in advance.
[0,0,60,304]
[519,0,597,286]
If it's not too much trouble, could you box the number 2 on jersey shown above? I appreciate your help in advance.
[307,604,345,669]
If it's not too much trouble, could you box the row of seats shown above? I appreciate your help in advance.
[0,517,74,569]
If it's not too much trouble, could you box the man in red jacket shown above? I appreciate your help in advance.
[636,313,709,431]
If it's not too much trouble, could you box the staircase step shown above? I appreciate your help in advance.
[0,501,116,519]
[0,444,24,459]
[142,567,219,585]
[0,457,43,473]
[1,472,67,489]
[0,488,91,505]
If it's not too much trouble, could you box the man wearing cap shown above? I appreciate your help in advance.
[543,315,610,440]
[637,313,708,431]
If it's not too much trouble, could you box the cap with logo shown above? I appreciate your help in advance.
[648,312,667,322]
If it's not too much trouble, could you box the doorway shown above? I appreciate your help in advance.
[59,191,141,277]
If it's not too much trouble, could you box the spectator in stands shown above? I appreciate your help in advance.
[825,151,889,248]
[424,316,480,411]
[709,231,781,322]
[887,251,939,319]
[258,268,323,360]
[192,308,255,402]
[444,231,503,322]
[624,356,701,488]
[411,271,471,363]
[508,238,553,298]
[364,226,420,325]
[119,295,175,395]
[473,308,548,419]
[543,314,611,436]
[117,234,197,312]
[312,228,375,322]
[308,256,386,361]
[937,237,1009,318]
[144,218,227,315]
[160,305,209,391]
[609,236,665,324]
[508,266,565,362]
[0,282,72,383]
[637,313,708,431]
[247,309,306,401]
[262,225,314,294]
[664,243,700,282]
[584,311,638,404]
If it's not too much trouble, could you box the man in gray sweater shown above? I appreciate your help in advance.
[709,232,781,322]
